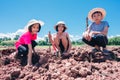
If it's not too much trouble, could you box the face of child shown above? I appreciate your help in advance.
[31,23,39,34]
[58,24,65,33]
[92,13,103,23]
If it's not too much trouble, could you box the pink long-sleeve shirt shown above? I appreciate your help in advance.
[15,31,37,49]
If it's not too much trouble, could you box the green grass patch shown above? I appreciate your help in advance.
[36,45,49,49]
[0,47,7,50]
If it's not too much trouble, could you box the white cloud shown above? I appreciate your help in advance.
[15,29,25,35]
[0,29,25,39]
[37,36,45,41]
[108,35,120,38]
[69,34,82,41]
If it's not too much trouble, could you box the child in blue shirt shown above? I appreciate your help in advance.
[82,8,109,54]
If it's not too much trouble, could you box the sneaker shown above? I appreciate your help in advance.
[61,52,71,59]
[92,48,100,53]
[102,49,110,55]
[53,51,61,57]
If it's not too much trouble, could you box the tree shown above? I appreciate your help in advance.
[72,41,76,45]
[0,38,2,43]
[14,35,20,40]
[108,36,120,45]
[44,36,49,44]
[38,40,47,45]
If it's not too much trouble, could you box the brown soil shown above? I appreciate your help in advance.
[0,46,120,80]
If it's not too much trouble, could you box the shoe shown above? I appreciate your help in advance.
[92,48,100,53]
[54,51,61,57]
[102,49,110,55]
[61,52,71,59]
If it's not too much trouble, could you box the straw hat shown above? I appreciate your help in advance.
[54,21,67,31]
[88,8,106,21]
[24,19,44,31]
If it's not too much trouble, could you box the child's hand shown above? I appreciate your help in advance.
[87,32,93,41]
[48,31,52,39]
[89,31,93,37]
[83,32,90,41]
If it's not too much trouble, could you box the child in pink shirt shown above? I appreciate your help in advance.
[15,19,44,66]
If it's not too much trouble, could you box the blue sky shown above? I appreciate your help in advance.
[0,0,120,39]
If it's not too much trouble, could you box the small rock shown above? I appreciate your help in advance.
[11,70,20,79]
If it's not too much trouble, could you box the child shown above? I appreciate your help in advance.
[48,21,72,57]
[82,8,109,54]
[15,19,44,66]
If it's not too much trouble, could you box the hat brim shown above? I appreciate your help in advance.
[54,24,67,31]
[24,19,44,31]
[88,8,106,22]
[27,20,44,27]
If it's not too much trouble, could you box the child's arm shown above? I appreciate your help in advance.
[83,27,91,41]
[27,44,33,65]
[86,27,91,33]
[90,26,109,36]
[48,32,59,52]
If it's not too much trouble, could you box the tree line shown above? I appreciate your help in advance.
[0,35,120,46]
[108,36,120,45]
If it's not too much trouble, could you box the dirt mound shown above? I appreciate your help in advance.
[0,46,120,80]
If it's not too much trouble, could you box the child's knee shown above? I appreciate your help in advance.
[54,38,59,44]
[62,37,68,42]
[18,45,28,56]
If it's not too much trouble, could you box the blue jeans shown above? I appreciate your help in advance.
[17,40,37,57]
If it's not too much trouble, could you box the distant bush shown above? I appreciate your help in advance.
[72,40,84,45]
[38,40,48,46]
[108,36,120,45]
[0,40,16,46]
